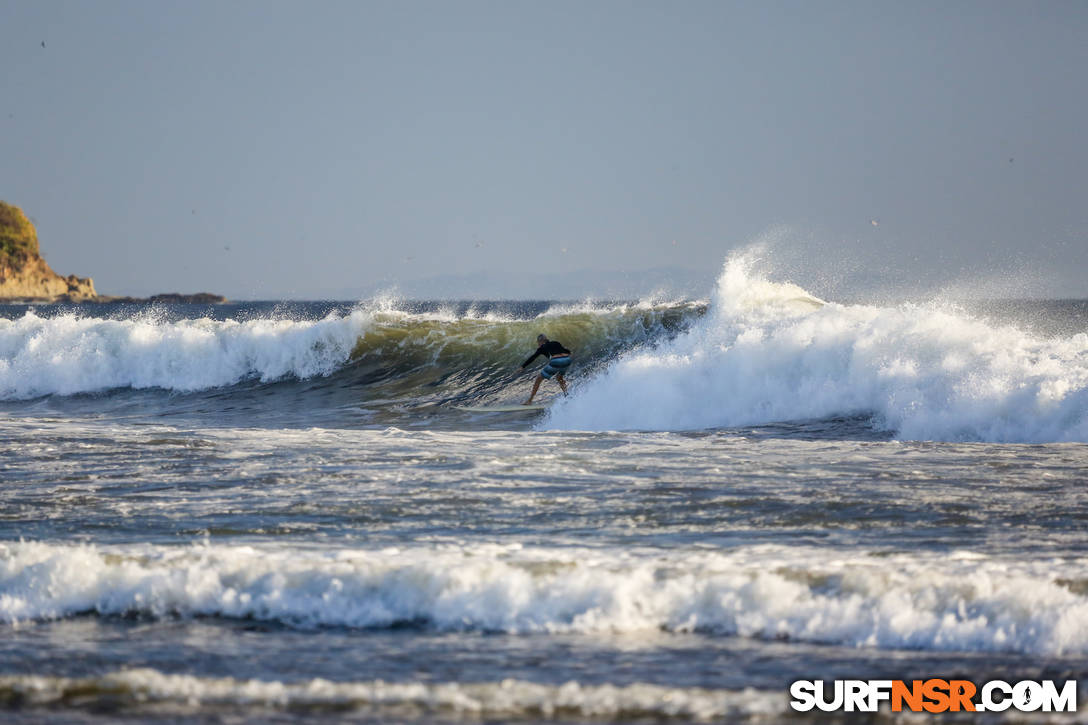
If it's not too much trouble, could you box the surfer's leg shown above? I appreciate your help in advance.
[525,375,543,404]
[557,373,568,396]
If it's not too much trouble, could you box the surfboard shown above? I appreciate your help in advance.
[454,404,548,413]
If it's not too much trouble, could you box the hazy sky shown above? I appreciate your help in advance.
[2,0,1086,299]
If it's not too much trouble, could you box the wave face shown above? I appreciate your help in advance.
[3,541,1087,657]
[548,254,1088,442]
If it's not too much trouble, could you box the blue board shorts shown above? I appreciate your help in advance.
[540,355,572,379]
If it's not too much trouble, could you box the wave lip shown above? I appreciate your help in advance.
[3,541,1087,657]
[546,254,1088,442]
[0,668,786,720]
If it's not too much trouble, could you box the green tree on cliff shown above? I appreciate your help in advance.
[0,201,41,266]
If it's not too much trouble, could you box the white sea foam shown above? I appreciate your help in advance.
[0,668,785,720]
[2,541,1087,656]
[0,310,373,398]
[547,253,1088,442]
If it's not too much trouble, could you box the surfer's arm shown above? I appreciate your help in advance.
[520,345,545,369]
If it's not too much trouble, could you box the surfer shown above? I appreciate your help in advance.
[519,334,571,404]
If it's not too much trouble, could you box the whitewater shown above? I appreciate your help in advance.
[1,253,1086,723]
[546,256,1088,442]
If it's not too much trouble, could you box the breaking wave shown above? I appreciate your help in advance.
[0,300,701,402]
[3,541,1087,657]
[2,252,1086,442]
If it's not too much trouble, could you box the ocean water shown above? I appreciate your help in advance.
[1,256,1087,723]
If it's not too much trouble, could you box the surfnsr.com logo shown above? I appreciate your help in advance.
[790,679,1078,713]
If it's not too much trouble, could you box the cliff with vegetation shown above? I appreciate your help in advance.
[0,201,97,301]
[0,200,226,303]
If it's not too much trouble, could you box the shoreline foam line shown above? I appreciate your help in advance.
[3,541,1087,656]
[0,668,787,719]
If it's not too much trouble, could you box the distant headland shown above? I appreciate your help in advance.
[0,201,226,304]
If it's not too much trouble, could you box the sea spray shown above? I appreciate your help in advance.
[546,254,1088,442]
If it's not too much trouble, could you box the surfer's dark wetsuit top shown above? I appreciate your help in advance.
[523,340,572,380]
[521,341,571,369]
